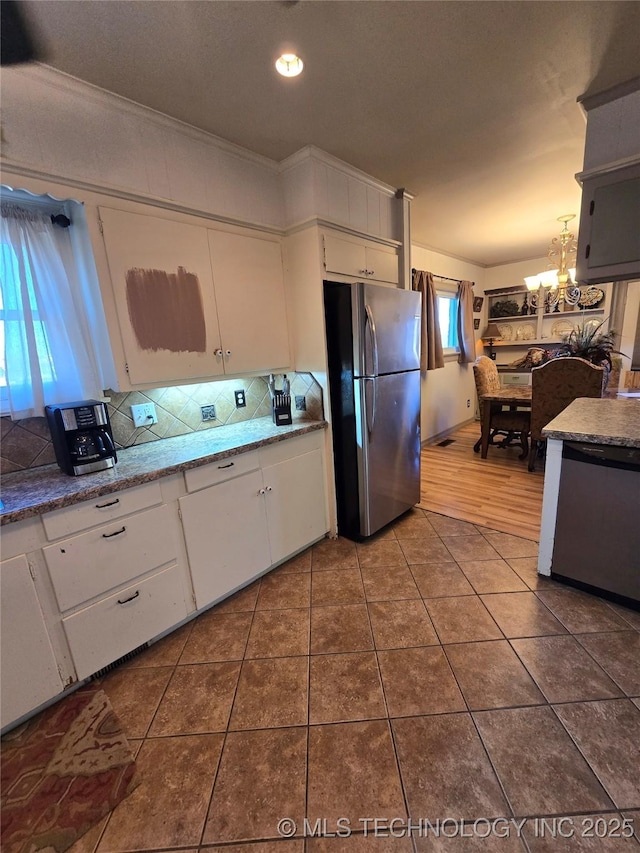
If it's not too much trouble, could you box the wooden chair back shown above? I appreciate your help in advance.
[530,357,604,442]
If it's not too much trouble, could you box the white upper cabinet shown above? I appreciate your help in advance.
[99,207,290,387]
[208,230,290,375]
[323,232,399,285]
[99,207,223,385]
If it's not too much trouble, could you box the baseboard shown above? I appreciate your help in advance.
[422,417,475,447]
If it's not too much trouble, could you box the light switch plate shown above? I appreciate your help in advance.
[131,402,158,428]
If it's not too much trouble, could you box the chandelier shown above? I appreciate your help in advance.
[524,214,580,312]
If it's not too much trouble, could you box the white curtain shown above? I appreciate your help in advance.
[0,205,107,419]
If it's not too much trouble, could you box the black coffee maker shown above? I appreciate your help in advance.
[46,400,117,476]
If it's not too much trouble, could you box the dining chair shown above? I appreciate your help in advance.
[472,356,531,459]
[528,356,604,471]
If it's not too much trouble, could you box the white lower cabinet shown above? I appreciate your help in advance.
[179,434,328,610]
[1,555,63,729]
[179,469,271,609]
[62,564,188,681]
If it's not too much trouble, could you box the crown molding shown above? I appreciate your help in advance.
[283,216,401,247]
[576,154,640,183]
[279,145,399,198]
[578,76,640,112]
[0,161,284,237]
[10,64,281,173]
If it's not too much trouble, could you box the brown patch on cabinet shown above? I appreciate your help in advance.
[125,267,206,353]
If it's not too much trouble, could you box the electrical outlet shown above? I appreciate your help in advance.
[201,404,216,422]
[467,399,471,408]
[234,390,246,408]
[131,402,158,428]
[295,395,306,411]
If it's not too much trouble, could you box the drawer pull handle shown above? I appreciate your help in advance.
[103,526,126,538]
[117,590,140,605]
[217,462,235,469]
[95,498,120,508]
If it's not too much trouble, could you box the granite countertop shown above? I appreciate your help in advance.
[0,417,327,525]
[542,398,640,447]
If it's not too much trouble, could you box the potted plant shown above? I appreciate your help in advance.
[556,319,623,387]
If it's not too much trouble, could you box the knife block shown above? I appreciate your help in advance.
[272,392,292,426]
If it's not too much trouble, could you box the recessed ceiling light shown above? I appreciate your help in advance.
[275,53,304,78]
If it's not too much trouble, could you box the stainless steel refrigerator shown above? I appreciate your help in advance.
[324,280,422,539]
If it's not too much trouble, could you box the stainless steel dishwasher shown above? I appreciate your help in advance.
[551,441,640,607]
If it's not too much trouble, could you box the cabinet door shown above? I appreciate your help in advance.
[179,469,270,609]
[208,231,290,375]
[365,245,399,284]
[1,555,63,728]
[99,207,223,385]
[263,449,328,565]
[324,233,367,278]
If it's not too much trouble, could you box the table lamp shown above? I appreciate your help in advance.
[483,323,503,360]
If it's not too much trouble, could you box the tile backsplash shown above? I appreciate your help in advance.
[0,373,323,473]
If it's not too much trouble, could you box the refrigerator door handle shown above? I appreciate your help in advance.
[364,376,377,436]
[365,303,379,377]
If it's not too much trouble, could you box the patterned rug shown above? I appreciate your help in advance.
[1,686,140,853]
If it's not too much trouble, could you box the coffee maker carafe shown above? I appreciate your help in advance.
[46,400,117,476]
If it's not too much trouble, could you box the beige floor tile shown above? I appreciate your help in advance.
[180,610,252,663]
[398,538,453,565]
[206,844,303,852]
[536,588,631,634]
[474,706,613,816]
[458,559,528,594]
[311,568,365,606]
[307,720,405,828]
[390,508,438,539]
[203,727,307,844]
[481,532,539,559]
[554,699,640,809]
[368,599,439,649]
[360,564,420,601]
[426,596,502,644]
[414,833,527,852]
[511,636,623,703]
[392,713,509,820]
[311,604,374,654]
[378,646,465,716]
[277,549,312,573]
[122,622,193,668]
[426,514,480,536]
[607,603,640,632]
[256,571,311,610]
[309,836,413,851]
[100,666,172,739]
[624,810,640,842]
[212,580,261,612]
[148,661,240,735]
[445,640,544,710]
[480,592,567,639]
[356,539,407,568]
[312,537,359,570]
[229,656,308,729]
[245,608,310,658]
[410,562,475,598]
[98,734,223,851]
[440,535,501,562]
[505,557,555,590]
[309,652,386,724]
[576,632,640,696]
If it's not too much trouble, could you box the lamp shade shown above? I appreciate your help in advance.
[483,323,503,340]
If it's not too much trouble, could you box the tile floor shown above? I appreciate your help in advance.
[75,508,639,852]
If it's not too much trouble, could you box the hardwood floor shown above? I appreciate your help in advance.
[419,422,544,541]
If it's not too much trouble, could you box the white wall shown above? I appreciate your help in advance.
[620,281,640,372]
[411,244,485,442]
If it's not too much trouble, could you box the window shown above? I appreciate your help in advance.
[0,188,114,419]
[436,289,460,353]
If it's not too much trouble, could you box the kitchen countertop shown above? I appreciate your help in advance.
[0,418,327,525]
[542,398,640,447]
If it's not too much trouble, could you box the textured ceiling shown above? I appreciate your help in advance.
[20,0,640,266]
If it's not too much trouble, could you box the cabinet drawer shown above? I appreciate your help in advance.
[42,481,163,541]
[63,563,188,681]
[184,450,259,493]
[500,372,531,387]
[259,430,323,468]
[43,505,177,611]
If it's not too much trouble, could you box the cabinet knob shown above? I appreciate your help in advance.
[225,350,232,356]
[258,488,266,496]
[359,269,368,275]
[266,485,273,492]
[368,269,375,276]
[214,348,223,357]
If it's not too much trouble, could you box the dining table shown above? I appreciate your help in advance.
[480,385,532,459]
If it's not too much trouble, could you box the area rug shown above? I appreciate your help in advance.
[1,686,140,853]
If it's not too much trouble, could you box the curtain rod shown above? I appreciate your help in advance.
[411,268,474,287]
